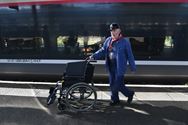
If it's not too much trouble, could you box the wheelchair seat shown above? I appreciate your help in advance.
[62,61,94,87]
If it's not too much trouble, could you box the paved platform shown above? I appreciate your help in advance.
[0,81,188,125]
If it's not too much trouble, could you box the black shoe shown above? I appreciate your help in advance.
[109,100,120,106]
[127,92,135,104]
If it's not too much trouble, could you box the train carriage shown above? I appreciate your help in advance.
[0,0,188,83]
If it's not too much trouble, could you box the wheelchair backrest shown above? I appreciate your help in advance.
[65,61,87,77]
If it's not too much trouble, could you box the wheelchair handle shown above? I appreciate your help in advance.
[87,60,97,63]
[85,56,97,63]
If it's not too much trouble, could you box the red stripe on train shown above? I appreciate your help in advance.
[0,0,188,7]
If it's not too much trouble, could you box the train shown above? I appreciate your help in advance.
[0,1,188,83]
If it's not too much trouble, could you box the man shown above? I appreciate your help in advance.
[89,23,136,106]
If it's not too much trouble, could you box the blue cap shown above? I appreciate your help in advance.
[110,23,120,31]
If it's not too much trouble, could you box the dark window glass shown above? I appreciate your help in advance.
[0,3,188,61]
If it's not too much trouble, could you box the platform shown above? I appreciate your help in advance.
[0,81,188,125]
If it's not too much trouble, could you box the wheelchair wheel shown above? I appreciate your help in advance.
[65,82,97,112]
[57,102,66,111]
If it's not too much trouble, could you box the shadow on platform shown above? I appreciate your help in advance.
[0,97,188,125]
[56,100,188,125]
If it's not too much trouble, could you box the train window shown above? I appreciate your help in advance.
[57,36,68,51]
[56,35,105,57]
[0,37,44,58]
[164,36,173,48]
[77,36,105,56]
[130,36,172,60]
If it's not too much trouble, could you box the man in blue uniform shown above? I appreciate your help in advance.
[90,23,136,106]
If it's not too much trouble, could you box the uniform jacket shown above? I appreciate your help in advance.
[92,37,136,76]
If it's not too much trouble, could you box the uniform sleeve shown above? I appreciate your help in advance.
[125,39,136,72]
[92,46,105,60]
[91,37,109,60]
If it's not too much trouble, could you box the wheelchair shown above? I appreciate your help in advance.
[47,60,97,112]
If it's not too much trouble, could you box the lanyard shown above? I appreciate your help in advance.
[108,34,123,51]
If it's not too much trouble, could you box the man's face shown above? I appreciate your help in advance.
[110,28,121,39]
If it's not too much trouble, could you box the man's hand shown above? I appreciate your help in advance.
[85,56,94,61]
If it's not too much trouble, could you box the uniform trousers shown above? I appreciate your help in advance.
[109,61,133,102]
